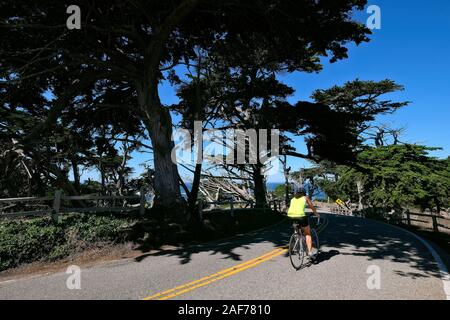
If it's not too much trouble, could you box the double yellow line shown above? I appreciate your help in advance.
[144,217,329,300]
[143,247,287,300]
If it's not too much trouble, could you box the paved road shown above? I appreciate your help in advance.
[0,213,448,300]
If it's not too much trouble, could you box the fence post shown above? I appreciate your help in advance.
[432,214,439,233]
[52,190,62,223]
[139,187,146,216]
[230,199,234,218]
[406,209,411,226]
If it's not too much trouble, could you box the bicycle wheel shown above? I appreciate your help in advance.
[289,233,305,270]
[309,228,320,260]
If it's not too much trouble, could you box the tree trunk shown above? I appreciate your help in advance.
[187,80,204,216]
[116,138,130,196]
[145,112,183,211]
[253,164,267,208]
[282,155,291,207]
[188,163,202,214]
[32,168,45,196]
[435,197,441,215]
[138,86,184,216]
[99,161,106,195]
[131,0,202,219]
[71,157,81,193]
[356,179,364,210]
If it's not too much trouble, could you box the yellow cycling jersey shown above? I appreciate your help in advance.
[287,196,307,218]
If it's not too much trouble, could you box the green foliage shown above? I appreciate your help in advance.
[322,167,363,201]
[0,214,137,272]
[66,215,131,243]
[311,79,409,119]
[0,219,65,270]
[273,184,287,199]
[357,145,448,211]
[309,145,450,212]
[264,79,409,165]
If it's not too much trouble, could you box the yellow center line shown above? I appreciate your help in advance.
[158,249,288,300]
[143,217,329,300]
[143,248,285,300]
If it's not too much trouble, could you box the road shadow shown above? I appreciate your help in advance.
[134,213,445,281]
[319,215,443,280]
[284,249,341,271]
[134,221,292,264]
[312,250,340,265]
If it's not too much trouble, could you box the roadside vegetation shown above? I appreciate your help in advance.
[0,214,138,271]
[0,209,283,272]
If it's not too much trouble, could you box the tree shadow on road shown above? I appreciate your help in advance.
[133,214,445,282]
[320,215,443,280]
[282,249,341,271]
[134,219,292,264]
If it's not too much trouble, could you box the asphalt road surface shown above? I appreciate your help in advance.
[1,213,449,300]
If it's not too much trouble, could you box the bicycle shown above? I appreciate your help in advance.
[288,216,320,270]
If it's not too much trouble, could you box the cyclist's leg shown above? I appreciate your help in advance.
[302,225,312,253]
[298,217,312,253]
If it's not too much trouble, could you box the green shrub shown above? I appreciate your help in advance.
[357,207,387,221]
[0,214,137,272]
[0,210,284,272]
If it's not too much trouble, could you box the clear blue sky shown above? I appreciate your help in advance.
[267,0,450,181]
[83,1,450,183]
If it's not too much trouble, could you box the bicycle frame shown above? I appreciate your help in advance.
[289,215,321,270]
[293,215,321,234]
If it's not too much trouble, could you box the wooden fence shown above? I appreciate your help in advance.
[321,202,450,235]
[329,204,355,216]
[1,192,285,223]
[198,199,284,220]
[400,210,450,234]
[0,188,146,221]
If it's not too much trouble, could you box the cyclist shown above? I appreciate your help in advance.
[287,188,320,256]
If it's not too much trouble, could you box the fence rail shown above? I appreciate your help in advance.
[0,196,54,203]
[0,189,146,221]
[1,193,285,222]
[320,202,450,235]
[198,199,284,220]
[400,210,450,234]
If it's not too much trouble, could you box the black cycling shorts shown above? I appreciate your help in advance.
[291,216,309,228]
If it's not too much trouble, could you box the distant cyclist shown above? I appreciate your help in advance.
[287,188,320,256]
